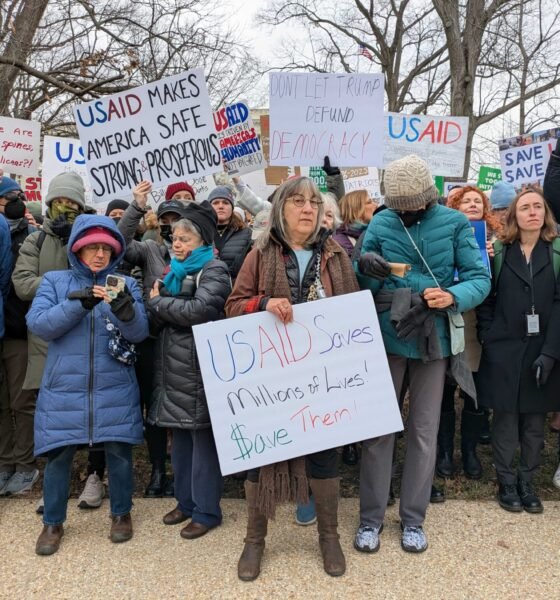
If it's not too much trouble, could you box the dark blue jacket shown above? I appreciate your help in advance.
[0,215,11,338]
[27,215,149,455]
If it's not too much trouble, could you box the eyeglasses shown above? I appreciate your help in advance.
[288,194,323,210]
[170,234,194,244]
[82,244,112,254]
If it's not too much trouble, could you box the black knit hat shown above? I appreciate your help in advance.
[157,200,189,220]
[180,201,217,245]
[105,199,130,216]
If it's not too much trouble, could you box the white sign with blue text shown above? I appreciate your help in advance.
[193,291,403,475]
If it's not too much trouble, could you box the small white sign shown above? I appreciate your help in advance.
[0,116,41,176]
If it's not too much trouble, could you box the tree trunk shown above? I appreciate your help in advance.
[0,0,50,116]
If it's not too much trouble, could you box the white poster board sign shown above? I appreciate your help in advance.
[193,291,403,475]
[342,167,381,199]
[498,128,560,186]
[74,68,221,204]
[42,136,93,211]
[214,101,266,176]
[0,116,41,176]
[384,113,469,177]
[269,72,385,168]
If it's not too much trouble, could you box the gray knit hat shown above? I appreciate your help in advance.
[45,172,86,209]
[383,155,439,211]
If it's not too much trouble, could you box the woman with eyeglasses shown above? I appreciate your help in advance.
[226,176,359,581]
[26,215,149,556]
[147,201,231,541]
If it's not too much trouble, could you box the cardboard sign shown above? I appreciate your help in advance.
[498,128,560,186]
[269,72,385,167]
[0,116,40,176]
[74,68,221,203]
[42,136,93,209]
[214,102,265,176]
[384,113,469,177]
[193,291,403,475]
[477,166,502,192]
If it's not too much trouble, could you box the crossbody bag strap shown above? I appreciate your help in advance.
[399,220,441,289]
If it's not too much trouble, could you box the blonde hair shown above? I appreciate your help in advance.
[340,190,370,226]
[500,186,557,243]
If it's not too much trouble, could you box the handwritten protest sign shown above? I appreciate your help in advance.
[477,166,501,191]
[269,73,385,167]
[260,115,300,184]
[498,128,560,186]
[42,136,93,209]
[341,167,381,199]
[384,113,469,177]
[193,291,403,474]
[214,101,265,176]
[73,68,221,203]
[0,116,40,176]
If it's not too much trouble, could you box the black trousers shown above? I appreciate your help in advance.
[246,448,338,483]
[492,410,546,485]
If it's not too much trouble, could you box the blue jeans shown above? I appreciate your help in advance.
[172,428,223,528]
[43,442,133,526]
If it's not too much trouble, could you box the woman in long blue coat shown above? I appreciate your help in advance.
[27,215,149,556]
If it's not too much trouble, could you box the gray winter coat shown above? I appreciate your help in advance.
[147,259,232,429]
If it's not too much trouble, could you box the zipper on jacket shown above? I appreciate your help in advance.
[88,275,96,446]
[288,248,317,303]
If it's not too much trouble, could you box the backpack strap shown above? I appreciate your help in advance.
[36,230,47,253]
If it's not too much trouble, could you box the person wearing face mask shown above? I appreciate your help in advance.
[0,176,40,496]
[355,155,490,554]
[117,180,195,498]
[105,199,130,224]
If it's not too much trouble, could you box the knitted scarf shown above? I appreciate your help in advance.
[163,245,214,296]
[256,236,358,519]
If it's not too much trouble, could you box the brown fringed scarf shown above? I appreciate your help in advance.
[256,237,358,519]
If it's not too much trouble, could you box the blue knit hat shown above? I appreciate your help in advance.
[490,181,516,209]
[0,176,21,198]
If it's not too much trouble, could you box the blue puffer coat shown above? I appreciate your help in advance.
[27,215,149,456]
[358,203,491,358]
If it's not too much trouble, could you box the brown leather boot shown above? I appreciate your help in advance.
[110,513,133,543]
[36,524,64,556]
[309,478,346,577]
[238,481,268,582]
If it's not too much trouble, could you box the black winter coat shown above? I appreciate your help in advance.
[544,147,560,223]
[214,225,252,281]
[477,239,560,413]
[147,259,232,429]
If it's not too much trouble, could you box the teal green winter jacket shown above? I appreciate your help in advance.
[358,204,491,359]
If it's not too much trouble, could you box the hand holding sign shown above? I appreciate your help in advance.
[266,298,294,323]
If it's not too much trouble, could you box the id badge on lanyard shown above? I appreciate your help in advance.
[525,255,540,336]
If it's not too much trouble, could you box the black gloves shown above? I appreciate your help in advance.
[323,155,340,176]
[110,290,135,322]
[359,252,391,280]
[395,301,432,341]
[533,354,555,387]
[67,288,103,311]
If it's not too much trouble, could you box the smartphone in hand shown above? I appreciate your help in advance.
[105,274,126,300]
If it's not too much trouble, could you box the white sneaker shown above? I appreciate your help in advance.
[2,469,39,495]
[78,473,105,509]
[553,463,560,489]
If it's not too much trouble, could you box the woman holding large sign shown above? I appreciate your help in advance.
[226,176,359,580]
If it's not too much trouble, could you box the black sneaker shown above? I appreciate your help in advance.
[517,480,544,514]
[430,484,445,504]
[497,483,523,512]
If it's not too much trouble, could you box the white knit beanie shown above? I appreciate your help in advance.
[383,155,439,211]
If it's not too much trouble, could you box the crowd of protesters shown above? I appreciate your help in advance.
[1,143,560,580]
